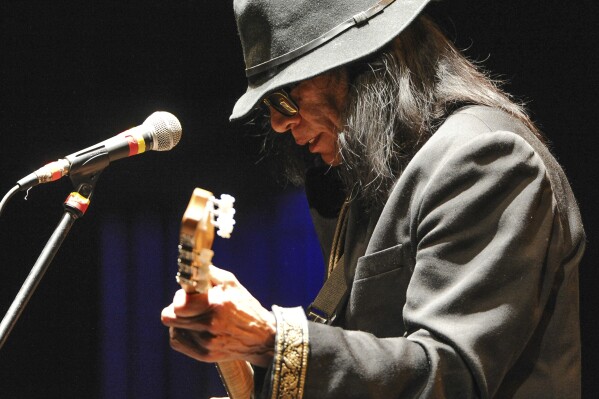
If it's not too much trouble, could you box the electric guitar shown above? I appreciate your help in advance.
[177,187,254,399]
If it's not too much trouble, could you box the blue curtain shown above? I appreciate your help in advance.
[100,188,323,398]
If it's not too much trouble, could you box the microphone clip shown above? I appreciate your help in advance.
[68,146,109,199]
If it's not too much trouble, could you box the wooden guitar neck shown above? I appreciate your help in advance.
[177,188,254,399]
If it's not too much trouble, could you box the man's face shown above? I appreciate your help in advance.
[268,71,348,166]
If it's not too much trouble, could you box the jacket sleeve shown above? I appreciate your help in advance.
[266,129,570,398]
[401,130,559,397]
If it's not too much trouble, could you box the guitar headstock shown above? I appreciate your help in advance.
[175,188,254,398]
[177,188,235,294]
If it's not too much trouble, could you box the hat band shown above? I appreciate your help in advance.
[245,0,397,78]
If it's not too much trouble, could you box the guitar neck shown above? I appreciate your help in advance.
[177,188,254,399]
[217,361,255,399]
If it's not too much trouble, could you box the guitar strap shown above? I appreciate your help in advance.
[307,253,348,324]
[307,200,350,324]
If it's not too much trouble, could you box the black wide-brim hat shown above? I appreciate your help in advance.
[230,0,432,121]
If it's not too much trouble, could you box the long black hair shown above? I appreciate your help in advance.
[260,15,541,208]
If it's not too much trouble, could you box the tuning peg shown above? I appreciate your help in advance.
[210,194,236,238]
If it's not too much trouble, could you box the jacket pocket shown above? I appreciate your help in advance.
[354,243,412,281]
[347,243,413,337]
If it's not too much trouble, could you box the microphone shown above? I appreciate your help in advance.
[16,111,182,191]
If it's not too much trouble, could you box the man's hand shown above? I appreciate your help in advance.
[161,265,276,367]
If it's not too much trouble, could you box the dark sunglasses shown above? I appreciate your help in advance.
[262,88,299,117]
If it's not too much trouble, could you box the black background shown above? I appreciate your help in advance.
[0,1,597,397]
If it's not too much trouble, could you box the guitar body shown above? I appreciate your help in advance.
[177,188,254,399]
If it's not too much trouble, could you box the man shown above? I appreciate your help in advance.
[161,0,585,397]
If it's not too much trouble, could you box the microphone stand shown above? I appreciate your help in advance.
[0,159,105,350]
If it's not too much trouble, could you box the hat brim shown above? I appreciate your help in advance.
[230,0,431,122]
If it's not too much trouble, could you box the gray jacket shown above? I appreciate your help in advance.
[292,106,585,398]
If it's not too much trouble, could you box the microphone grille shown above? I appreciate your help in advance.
[145,111,182,151]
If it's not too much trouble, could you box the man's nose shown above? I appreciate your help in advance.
[269,107,301,133]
